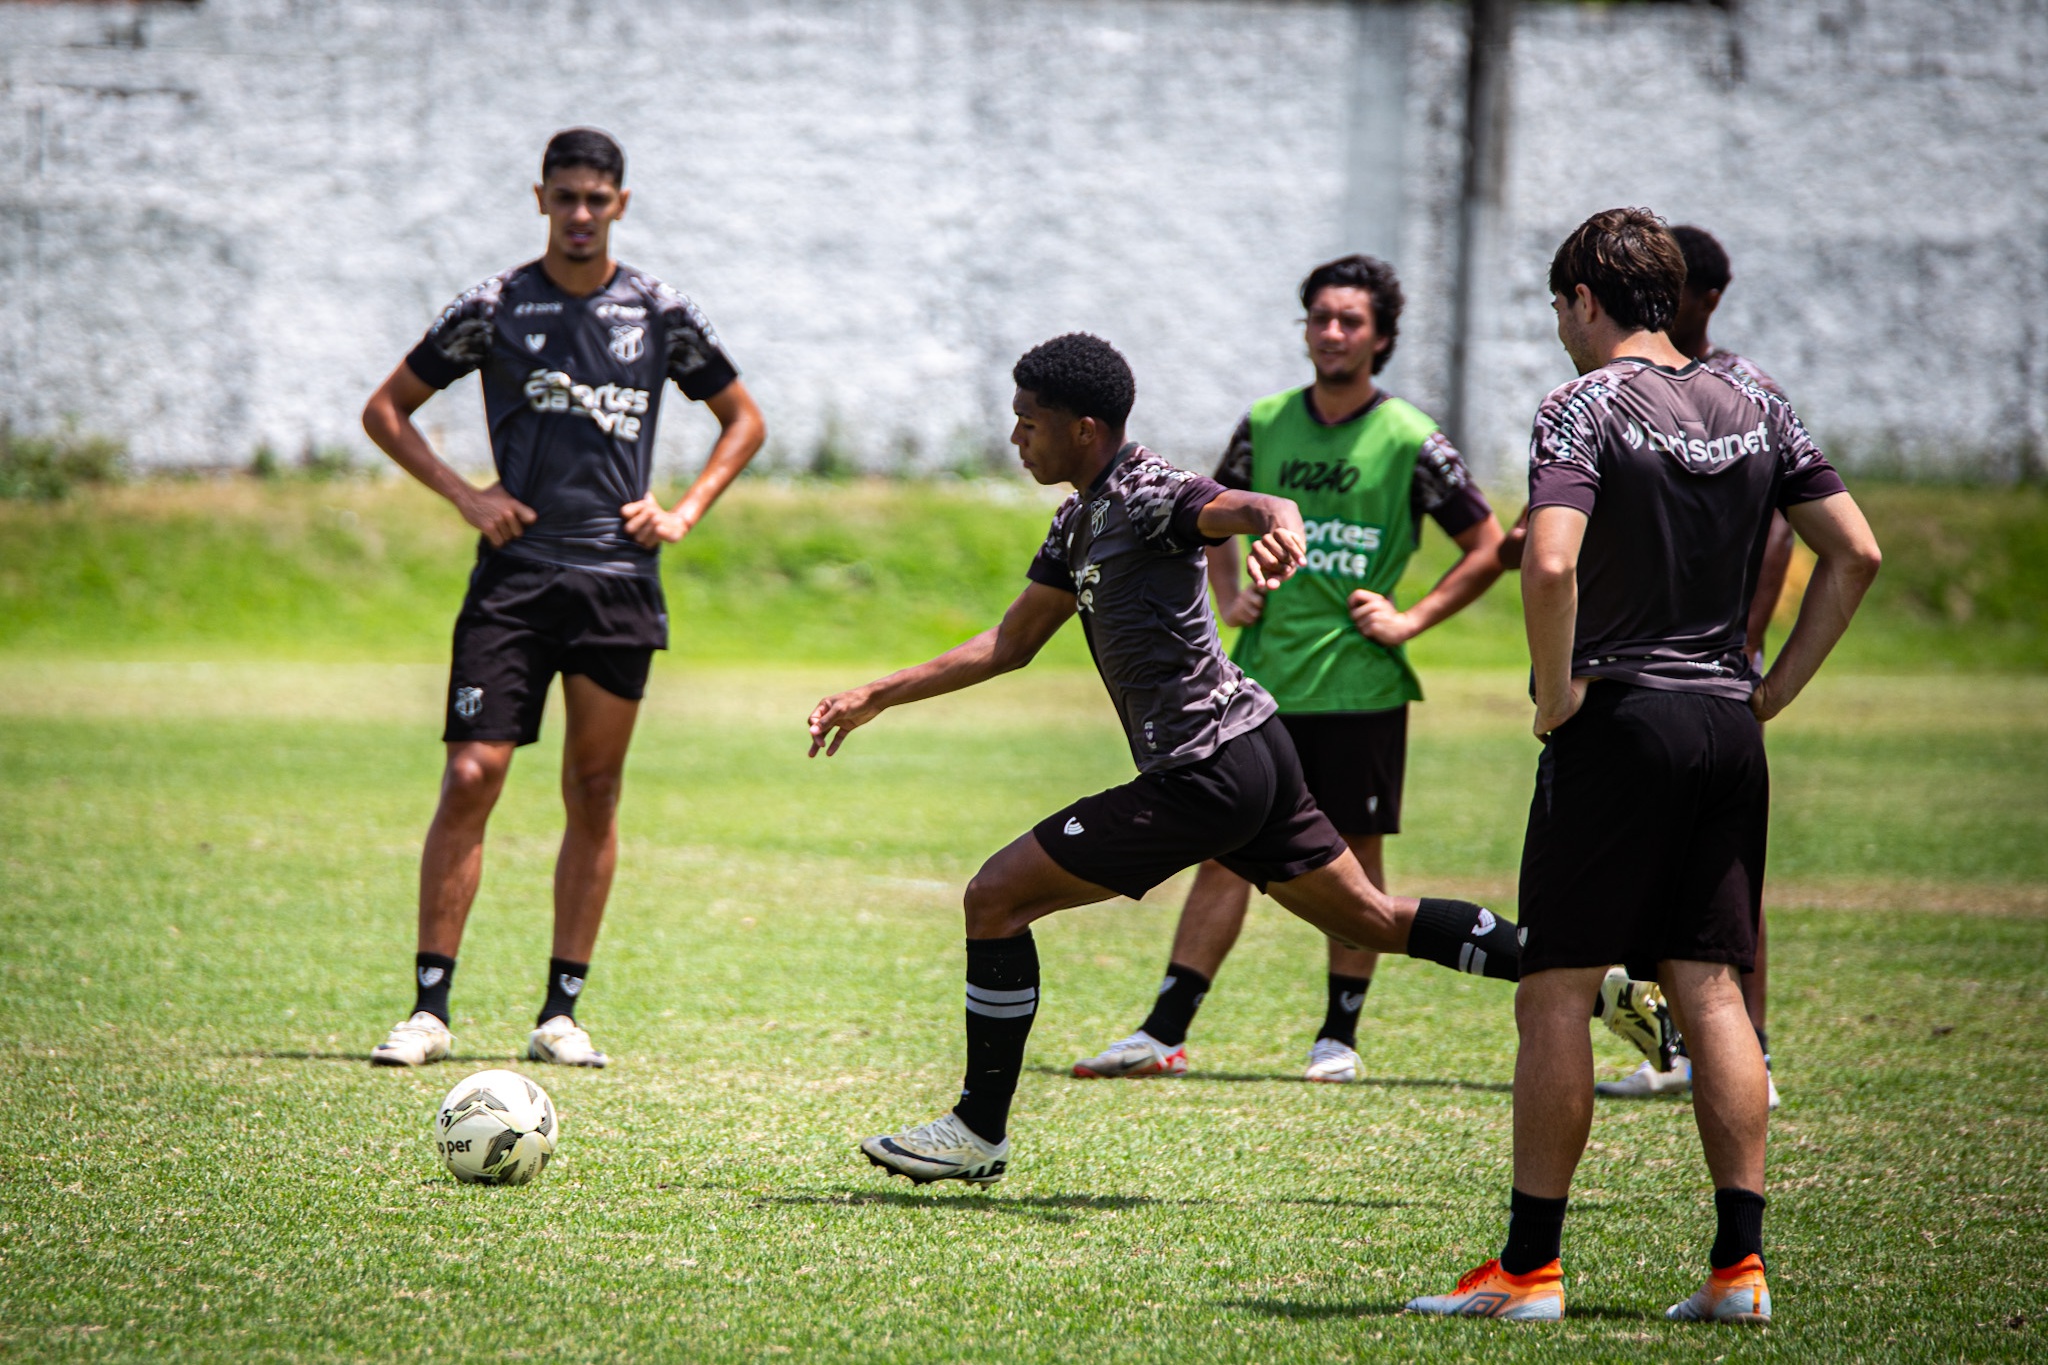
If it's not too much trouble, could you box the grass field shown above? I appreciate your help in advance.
[4,658,2045,1363]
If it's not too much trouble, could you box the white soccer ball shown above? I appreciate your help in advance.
[434,1069,558,1186]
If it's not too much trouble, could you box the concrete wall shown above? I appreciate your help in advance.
[1,0,2041,481]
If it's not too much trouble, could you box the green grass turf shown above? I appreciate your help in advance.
[4,477,2044,670]
[3,662,2044,1362]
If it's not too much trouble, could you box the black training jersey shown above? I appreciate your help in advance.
[1027,444,1276,773]
[1526,358,1846,698]
[406,260,739,576]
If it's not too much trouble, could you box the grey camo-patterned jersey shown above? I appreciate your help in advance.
[406,260,738,576]
[1701,348,1788,402]
[1027,443,1276,773]
[1527,357,1845,698]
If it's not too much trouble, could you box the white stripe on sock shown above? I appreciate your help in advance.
[965,998,1037,1019]
[964,984,1038,1005]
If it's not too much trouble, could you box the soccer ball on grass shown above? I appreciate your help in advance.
[435,1069,558,1185]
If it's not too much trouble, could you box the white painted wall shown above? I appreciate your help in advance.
[1,0,2041,481]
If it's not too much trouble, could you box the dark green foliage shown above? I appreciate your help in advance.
[0,424,128,501]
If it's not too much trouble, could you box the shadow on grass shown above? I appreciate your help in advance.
[1030,1064,1513,1094]
[217,1051,523,1065]
[753,1190,1408,1224]
[1229,1298,1647,1322]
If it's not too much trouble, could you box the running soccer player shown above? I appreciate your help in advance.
[359,128,764,1068]
[1586,224,1796,1102]
[1067,255,1669,1086]
[808,334,1529,1186]
[1407,208,1879,1323]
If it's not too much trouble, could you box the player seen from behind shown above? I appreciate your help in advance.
[359,128,764,1069]
[1406,208,1879,1323]
[1069,255,1673,1087]
[808,334,1526,1187]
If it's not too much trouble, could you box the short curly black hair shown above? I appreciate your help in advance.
[1548,208,1686,333]
[1671,225,1732,295]
[543,127,625,186]
[1299,255,1404,374]
[1012,334,1135,428]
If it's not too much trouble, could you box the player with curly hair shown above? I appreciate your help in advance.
[808,333,1528,1186]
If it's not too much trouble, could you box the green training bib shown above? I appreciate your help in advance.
[1230,388,1433,713]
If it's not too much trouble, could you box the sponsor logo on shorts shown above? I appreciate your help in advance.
[525,333,547,351]
[1063,817,1085,835]
[418,966,445,988]
[453,686,484,719]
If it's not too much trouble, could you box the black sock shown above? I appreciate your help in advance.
[1137,962,1211,1048]
[952,933,1039,1145]
[538,957,589,1026]
[1406,898,1520,981]
[1710,1188,1767,1270]
[1318,973,1372,1048]
[412,952,455,1024]
[1499,1188,1569,1274]
[1755,1024,1771,1069]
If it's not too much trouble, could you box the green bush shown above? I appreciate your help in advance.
[0,424,129,501]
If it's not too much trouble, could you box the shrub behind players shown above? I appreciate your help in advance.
[359,128,764,1068]
[808,334,1526,1187]
[1068,255,1672,1087]
[1407,209,1879,1323]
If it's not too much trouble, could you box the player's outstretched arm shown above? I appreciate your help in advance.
[1350,513,1507,646]
[622,380,766,547]
[362,362,536,547]
[807,583,1077,757]
[1752,493,1881,722]
[1196,491,1307,590]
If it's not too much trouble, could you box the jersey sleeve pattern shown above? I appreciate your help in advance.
[1411,429,1493,536]
[1026,494,1080,591]
[651,280,740,401]
[1761,389,1848,507]
[1705,349,1788,402]
[1212,414,1255,491]
[1526,371,1614,515]
[406,273,507,389]
[1123,449,1225,552]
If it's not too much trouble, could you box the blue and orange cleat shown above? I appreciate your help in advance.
[1665,1253,1772,1324]
[1404,1258,1564,1320]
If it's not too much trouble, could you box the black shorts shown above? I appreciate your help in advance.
[1278,706,1407,837]
[444,553,668,746]
[1518,682,1768,980]
[1032,717,1349,900]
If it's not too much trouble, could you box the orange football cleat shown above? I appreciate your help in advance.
[1405,1257,1564,1320]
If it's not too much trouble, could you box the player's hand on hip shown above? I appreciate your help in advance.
[1749,674,1785,724]
[1348,589,1415,646]
[1532,677,1591,739]
[462,482,537,547]
[621,495,687,547]
[808,687,881,757]
[1246,526,1306,591]
[1219,579,1265,627]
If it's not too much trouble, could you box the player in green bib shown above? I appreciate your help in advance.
[1072,255,1674,1084]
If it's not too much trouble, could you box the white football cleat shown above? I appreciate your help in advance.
[1070,1030,1188,1079]
[861,1112,1010,1186]
[1304,1037,1362,1083]
[1596,1055,1693,1097]
[528,1015,609,1068]
[371,1011,452,1067]
[1596,968,1681,1072]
